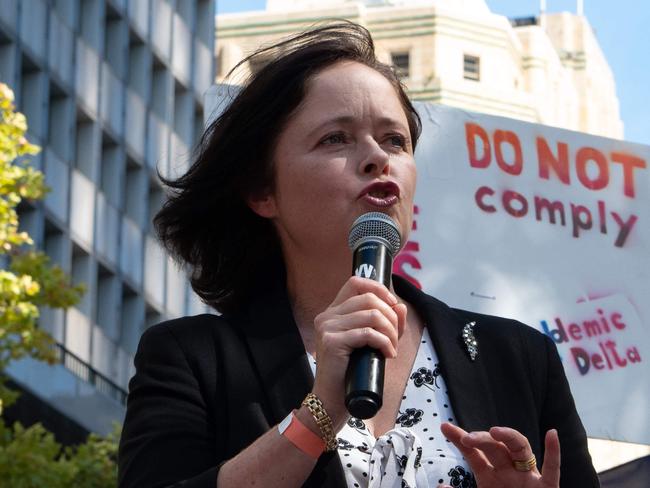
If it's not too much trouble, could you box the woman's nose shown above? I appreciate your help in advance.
[358,139,390,176]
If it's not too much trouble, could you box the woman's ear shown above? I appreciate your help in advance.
[246,192,277,218]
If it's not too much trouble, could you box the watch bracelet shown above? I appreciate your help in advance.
[301,393,338,451]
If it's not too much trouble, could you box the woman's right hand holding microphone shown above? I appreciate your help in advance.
[306,275,407,431]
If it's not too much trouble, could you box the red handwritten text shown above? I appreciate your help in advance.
[540,309,642,375]
[465,123,645,247]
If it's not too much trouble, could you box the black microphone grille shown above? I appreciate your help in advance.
[348,212,402,255]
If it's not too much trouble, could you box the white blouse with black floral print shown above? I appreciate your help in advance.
[307,327,476,488]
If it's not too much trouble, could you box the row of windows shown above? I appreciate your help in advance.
[0,1,214,395]
[388,52,481,82]
[242,50,482,83]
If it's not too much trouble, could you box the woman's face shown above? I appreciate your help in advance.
[252,60,417,264]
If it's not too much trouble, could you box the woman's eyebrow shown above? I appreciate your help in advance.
[374,116,409,131]
[307,116,355,133]
[306,115,408,138]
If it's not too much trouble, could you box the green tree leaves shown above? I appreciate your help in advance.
[0,422,119,487]
[0,82,118,487]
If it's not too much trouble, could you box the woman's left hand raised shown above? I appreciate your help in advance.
[438,423,560,488]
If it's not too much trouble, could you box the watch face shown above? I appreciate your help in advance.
[278,412,293,434]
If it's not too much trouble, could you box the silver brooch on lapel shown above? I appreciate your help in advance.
[462,321,478,361]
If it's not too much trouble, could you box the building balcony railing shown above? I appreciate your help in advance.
[55,342,128,406]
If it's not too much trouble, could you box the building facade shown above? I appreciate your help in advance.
[216,0,623,140]
[0,0,214,438]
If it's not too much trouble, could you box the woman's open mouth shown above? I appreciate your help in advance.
[360,182,400,207]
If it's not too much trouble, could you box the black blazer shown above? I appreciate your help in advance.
[118,276,599,487]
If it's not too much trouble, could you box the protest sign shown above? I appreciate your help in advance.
[396,103,649,444]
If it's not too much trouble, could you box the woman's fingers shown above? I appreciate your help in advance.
[488,426,538,472]
[316,277,406,353]
[440,423,492,477]
[489,426,535,459]
[322,327,397,358]
[541,429,561,486]
[320,307,397,338]
[460,430,514,471]
[393,302,407,338]
[441,423,562,488]
[317,308,398,351]
[330,292,400,333]
[331,276,398,308]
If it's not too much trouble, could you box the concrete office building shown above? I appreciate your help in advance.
[0,0,214,439]
[216,0,623,140]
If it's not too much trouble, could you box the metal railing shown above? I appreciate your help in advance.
[55,343,128,406]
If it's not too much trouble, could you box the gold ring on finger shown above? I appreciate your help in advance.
[513,456,536,472]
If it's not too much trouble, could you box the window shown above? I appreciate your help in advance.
[463,54,480,81]
[391,52,410,79]
[151,58,170,118]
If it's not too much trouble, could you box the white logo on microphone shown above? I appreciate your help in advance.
[354,263,376,279]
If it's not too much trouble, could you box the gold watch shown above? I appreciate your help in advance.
[301,393,337,451]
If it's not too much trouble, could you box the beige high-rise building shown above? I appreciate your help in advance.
[215,0,623,140]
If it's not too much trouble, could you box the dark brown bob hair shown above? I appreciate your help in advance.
[154,21,422,314]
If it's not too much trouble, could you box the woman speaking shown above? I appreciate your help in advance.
[118,22,599,488]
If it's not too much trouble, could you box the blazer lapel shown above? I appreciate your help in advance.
[394,276,499,432]
[236,282,346,487]
[238,283,314,424]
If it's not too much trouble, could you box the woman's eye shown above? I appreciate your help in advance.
[321,133,346,145]
[387,134,406,148]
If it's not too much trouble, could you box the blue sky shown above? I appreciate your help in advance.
[216,0,650,146]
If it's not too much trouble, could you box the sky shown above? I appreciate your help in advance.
[216,0,650,146]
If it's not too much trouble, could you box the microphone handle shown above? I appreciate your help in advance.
[345,240,392,419]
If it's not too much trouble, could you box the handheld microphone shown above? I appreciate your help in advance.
[345,212,402,419]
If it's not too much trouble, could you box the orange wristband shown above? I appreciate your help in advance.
[278,410,326,459]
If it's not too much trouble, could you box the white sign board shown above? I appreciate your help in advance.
[394,103,650,445]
